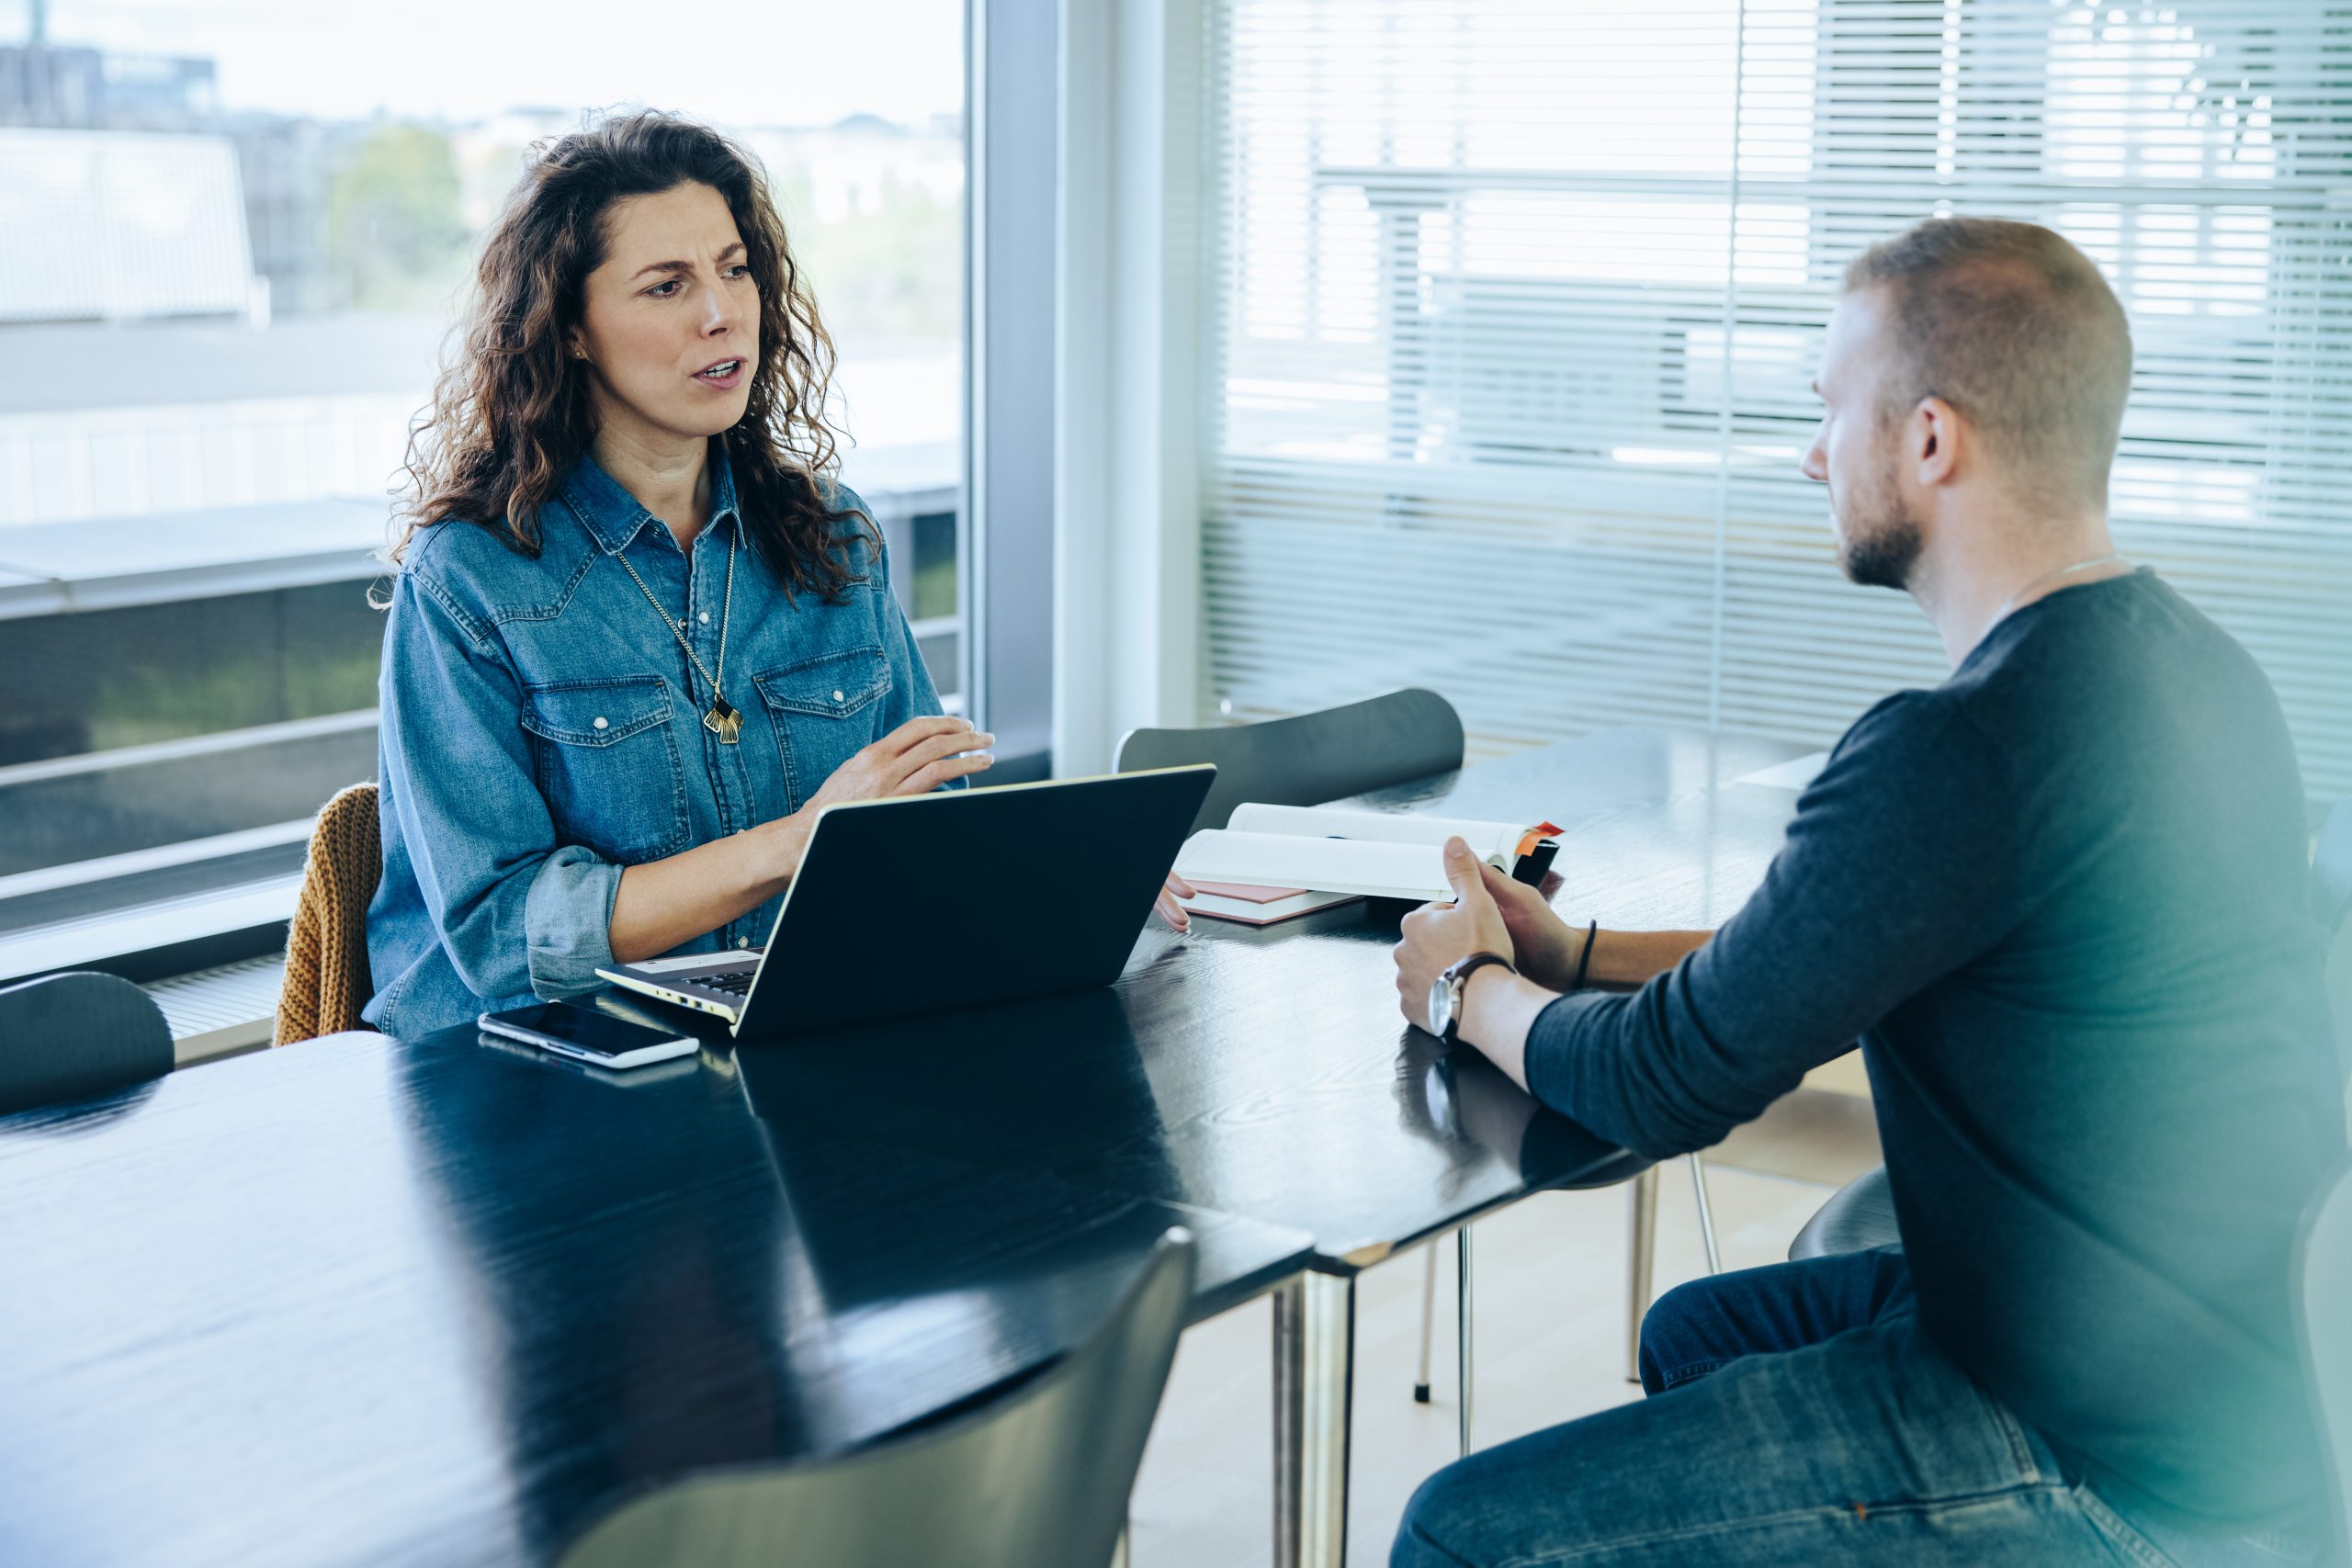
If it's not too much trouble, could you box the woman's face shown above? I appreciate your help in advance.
[571,180,761,453]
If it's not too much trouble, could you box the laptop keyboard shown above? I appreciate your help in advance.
[700,968,756,997]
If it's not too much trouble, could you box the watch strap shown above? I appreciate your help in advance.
[1439,952,1516,1043]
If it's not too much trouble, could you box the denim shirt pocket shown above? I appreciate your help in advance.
[520,673,691,863]
[753,646,894,812]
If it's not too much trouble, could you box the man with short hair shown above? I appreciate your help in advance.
[1389,218,2343,1566]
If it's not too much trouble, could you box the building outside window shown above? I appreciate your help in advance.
[0,0,967,981]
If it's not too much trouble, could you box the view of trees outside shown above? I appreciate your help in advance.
[329,124,468,313]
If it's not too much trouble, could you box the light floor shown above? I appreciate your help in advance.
[1130,1089,1883,1566]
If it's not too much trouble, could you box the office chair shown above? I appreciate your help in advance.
[1793,797,2352,1267]
[0,971,175,1117]
[556,1229,1195,1568]
[1116,687,1468,838]
[2296,1155,2352,1567]
[1117,690,1715,1434]
[275,782,380,1044]
[1787,1161,1896,1262]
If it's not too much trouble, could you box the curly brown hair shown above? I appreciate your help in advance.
[392,110,874,600]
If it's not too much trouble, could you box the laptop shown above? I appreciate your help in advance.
[596,764,1216,1038]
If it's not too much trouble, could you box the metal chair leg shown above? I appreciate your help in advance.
[1625,1165,1657,1382]
[1413,1239,1438,1403]
[1456,1224,1474,1457]
[1688,1149,1724,1276]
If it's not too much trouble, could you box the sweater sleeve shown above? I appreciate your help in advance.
[1523,694,2023,1157]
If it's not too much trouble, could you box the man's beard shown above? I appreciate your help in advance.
[1832,458,1923,590]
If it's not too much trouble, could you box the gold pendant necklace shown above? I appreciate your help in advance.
[617,522,742,744]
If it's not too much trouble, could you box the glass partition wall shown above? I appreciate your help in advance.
[1200,0,2352,800]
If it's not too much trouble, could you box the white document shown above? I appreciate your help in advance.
[1174,805,1539,903]
[1224,804,1530,865]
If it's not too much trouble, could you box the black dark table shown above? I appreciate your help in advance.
[0,1027,1311,1567]
[0,728,1813,1568]
[699,727,1814,1565]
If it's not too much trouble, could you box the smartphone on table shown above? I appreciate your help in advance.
[479,1002,698,1070]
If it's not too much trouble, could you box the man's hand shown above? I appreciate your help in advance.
[1392,837,1517,1033]
[802,716,995,814]
[1475,862,1584,989]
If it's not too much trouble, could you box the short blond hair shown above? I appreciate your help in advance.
[1844,218,2132,509]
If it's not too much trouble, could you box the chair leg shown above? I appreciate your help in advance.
[1456,1224,1474,1457]
[1688,1150,1724,1276]
[1625,1165,1657,1382]
[1413,1239,1438,1403]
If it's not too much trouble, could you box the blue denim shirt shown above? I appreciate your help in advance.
[363,450,945,1038]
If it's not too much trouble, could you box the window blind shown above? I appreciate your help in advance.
[1199,0,2352,799]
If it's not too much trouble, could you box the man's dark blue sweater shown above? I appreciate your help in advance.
[1527,569,2344,1525]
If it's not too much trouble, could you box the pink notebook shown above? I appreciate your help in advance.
[1180,881,1362,927]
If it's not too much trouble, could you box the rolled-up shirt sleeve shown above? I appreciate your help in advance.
[379,566,621,1004]
[522,846,625,998]
[1522,694,2021,1159]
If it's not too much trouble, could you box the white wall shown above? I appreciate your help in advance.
[1050,0,1204,777]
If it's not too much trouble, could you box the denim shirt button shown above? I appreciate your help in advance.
[698,611,709,624]
[831,689,845,703]
[592,716,608,730]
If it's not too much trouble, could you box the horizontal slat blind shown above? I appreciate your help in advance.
[1200,0,2352,796]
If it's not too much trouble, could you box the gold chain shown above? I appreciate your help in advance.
[615,520,742,742]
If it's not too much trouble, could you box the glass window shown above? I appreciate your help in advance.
[0,0,967,926]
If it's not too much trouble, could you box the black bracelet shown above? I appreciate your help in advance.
[1570,920,1599,991]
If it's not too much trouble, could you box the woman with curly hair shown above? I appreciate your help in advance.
[365,112,1175,1038]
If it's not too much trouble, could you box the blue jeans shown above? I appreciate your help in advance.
[1393,1247,2321,1567]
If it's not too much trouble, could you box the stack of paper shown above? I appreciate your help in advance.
[1178,881,1361,927]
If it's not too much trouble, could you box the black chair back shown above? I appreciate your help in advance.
[557,1228,1197,1568]
[0,971,174,1117]
[1115,688,1465,836]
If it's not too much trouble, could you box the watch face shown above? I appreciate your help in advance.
[1427,976,1454,1040]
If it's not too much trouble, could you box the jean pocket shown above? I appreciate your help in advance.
[753,647,894,812]
[2072,1483,2184,1568]
[522,674,691,863]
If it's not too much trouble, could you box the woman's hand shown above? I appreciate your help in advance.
[804,716,996,811]
[1155,872,1197,933]
[753,716,994,887]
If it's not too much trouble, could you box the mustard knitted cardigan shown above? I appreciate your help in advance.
[274,783,380,1044]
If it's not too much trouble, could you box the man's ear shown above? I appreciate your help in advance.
[1914,395,1962,488]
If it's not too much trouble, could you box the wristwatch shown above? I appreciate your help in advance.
[1427,952,1516,1045]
